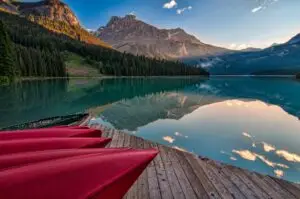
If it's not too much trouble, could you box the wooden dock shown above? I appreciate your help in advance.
[92,124,300,199]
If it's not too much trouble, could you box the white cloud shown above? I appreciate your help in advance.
[163,0,177,9]
[251,0,279,13]
[252,6,263,13]
[176,6,192,14]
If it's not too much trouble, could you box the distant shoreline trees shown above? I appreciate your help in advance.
[0,11,209,79]
[296,73,300,79]
[0,20,18,83]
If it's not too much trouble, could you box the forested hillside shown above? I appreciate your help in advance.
[0,11,208,80]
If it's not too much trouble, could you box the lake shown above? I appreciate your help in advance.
[0,77,300,183]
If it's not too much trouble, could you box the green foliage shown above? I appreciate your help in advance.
[0,20,17,78]
[0,11,209,77]
[0,76,10,85]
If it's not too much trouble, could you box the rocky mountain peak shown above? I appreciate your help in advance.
[95,15,229,59]
[16,0,79,26]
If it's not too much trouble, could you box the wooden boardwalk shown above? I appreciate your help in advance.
[92,124,300,199]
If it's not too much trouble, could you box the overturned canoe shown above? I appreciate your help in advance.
[0,128,102,141]
[0,113,89,131]
[0,148,131,171]
[0,149,158,199]
[0,138,111,155]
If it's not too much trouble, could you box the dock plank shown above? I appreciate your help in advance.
[223,166,269,199]
[149,143,174,199]
[197,158,235,199]
[184,153,221,199]
[158,145,185,199]
[174,150,210,199]
[164,147,198,199]
[206,161,246,199]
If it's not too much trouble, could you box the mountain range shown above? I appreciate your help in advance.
[93,15,229,59]
[1,0,299,76]
[184,36,300,75]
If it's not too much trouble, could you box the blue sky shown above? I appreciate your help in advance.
[26,0,300,49]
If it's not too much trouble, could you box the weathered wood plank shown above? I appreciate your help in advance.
[196,158,235,199]
[147,166,162,199]
[206,161,246,199]
[175,150,210,199]
[135,137,150,199]
[272,178,300,199]
[244,171,282,199]
[147,142,173,199]
[259,175,296,199]
[124,135,139,199]
[158,145,185,199]
[184,153,221,199]
[104,128,114,148]
[223,166,270,199]
[116,131,125,147]
[164,147,197,199]
[123,132,131,147]
[109,129,119,148]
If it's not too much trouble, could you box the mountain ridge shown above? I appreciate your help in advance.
[186,34,300,75]
[0,0,110,48]
[94,15,230,59]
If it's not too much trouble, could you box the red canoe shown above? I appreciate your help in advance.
[0,128,102,140]
[0,138,111,155]
[0,149,158,199]
[0,148,131,171]
[51,125,91,129]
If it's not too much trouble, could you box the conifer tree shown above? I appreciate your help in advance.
[0,20,17,79]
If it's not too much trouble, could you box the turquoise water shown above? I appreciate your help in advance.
[0,77,300,183]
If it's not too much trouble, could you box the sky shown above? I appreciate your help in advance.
[24,0,300,50]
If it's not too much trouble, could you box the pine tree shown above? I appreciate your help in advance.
[0,20,17,79]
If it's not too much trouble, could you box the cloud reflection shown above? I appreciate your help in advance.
[232,150,257,161]
[261,142,276,152]
[175,132,188,138]
[276,150,300,163]
[274,170,284,178]
[163,136,175,143]
[232,149,289,169]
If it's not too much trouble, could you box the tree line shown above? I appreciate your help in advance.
[0,11,208,81]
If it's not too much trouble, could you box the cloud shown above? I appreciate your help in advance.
[252,6,263,13]
[276,150,300,163]
[163,0,177,9]
[251,0,279,13]
[176,6,192,14]
[163,136,175,143]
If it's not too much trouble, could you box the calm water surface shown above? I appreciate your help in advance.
[0,77,300,183]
